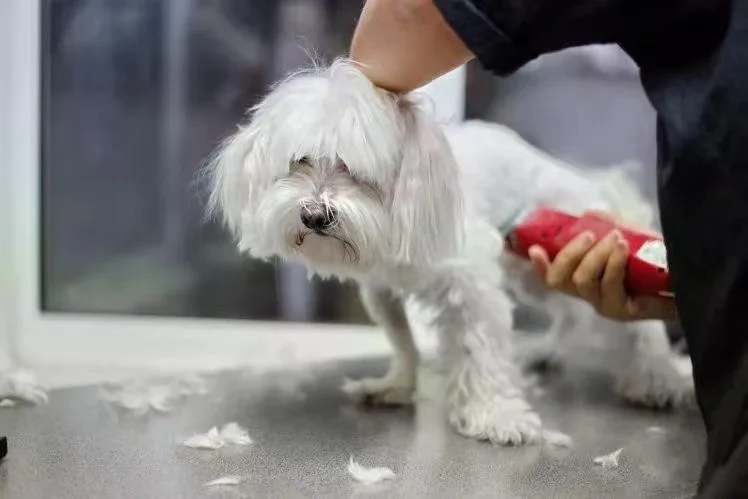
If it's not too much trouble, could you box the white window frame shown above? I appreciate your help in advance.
[0,0,465,379]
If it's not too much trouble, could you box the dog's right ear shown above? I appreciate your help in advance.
[205,119,266,248]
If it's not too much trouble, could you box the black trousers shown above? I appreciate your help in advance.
[652,2,748,490]
[661,158,748,497]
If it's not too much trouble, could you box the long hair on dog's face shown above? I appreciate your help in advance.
[206,59,464,277]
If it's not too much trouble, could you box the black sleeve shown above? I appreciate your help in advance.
[432,0,649,75]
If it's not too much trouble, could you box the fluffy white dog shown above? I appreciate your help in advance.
[206,59,693,446]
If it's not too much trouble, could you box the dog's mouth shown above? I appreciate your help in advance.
[294,230,360,264]
[296,228,336,246]
[295,230,328,246]
[295,231,309,246]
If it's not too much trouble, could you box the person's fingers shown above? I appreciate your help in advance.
[571,231,620,304]
[598,237,630,316]
[545,232,596,290]
[528,245,551,278]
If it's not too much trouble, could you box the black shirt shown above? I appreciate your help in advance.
[433,0,748,495]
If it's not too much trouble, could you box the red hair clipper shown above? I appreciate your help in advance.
[501,205,673,298]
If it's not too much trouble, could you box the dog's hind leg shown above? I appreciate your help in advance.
[614,320,695,409]
[500,255,572,372]
[515,295,578,372]
[342,285,419,406]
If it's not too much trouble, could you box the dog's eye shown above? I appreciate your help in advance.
[290,157,311,171]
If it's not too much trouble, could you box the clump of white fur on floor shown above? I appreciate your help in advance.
[0,369,48,406]
[541,430,573,448]
[204,476,243,487]
[183,422,252,450]
[100,373,208,416]
[594,448,623,469]
[347,457,395,485]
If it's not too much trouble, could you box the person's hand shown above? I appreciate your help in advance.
[527,211,678,322]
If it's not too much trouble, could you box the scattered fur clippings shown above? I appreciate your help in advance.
[220,422,253,445]
[183,422,253,450]
[204,476,243,487]
[101,382,174,416]
[542,430,573,448]
[0,369,49,405]
[347,457,395,485]
[183,427,224,450]
[593,448,623,469]
[100,373,209,416]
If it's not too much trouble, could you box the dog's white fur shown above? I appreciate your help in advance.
[206,60,693,446]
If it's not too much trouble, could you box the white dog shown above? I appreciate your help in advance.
[206,59,693,446]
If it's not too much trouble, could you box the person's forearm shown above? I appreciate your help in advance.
[350,0,474,93]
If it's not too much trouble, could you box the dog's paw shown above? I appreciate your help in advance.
[616,355,695,410]
[341,377,415,407]
[448,400,543,446]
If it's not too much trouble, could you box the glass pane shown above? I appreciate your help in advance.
[41,0,369,322]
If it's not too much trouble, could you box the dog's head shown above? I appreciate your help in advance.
[206,59,463,276]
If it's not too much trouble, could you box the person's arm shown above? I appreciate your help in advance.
[351,0,634,94]
[349,0,473,92]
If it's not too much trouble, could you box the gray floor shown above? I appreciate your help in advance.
[0,357,703,499]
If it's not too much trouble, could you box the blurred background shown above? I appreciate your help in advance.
[41,0,658,325]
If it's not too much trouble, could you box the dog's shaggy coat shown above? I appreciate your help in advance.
[207,60,693,445]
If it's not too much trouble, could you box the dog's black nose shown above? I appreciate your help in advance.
[301,208,335,232]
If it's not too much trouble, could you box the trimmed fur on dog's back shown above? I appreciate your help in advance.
[443,120,653,232]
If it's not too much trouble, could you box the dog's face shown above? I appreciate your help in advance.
[206,60,463,277]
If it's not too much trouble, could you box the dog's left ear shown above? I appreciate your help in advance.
[390,101,464,266]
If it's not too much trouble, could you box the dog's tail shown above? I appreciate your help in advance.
[595,160,656,229]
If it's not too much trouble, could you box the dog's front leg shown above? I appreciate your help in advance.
[342,285,419,406]
[424,269,544,446]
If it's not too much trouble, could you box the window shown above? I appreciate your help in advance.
[41,0,370,323]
